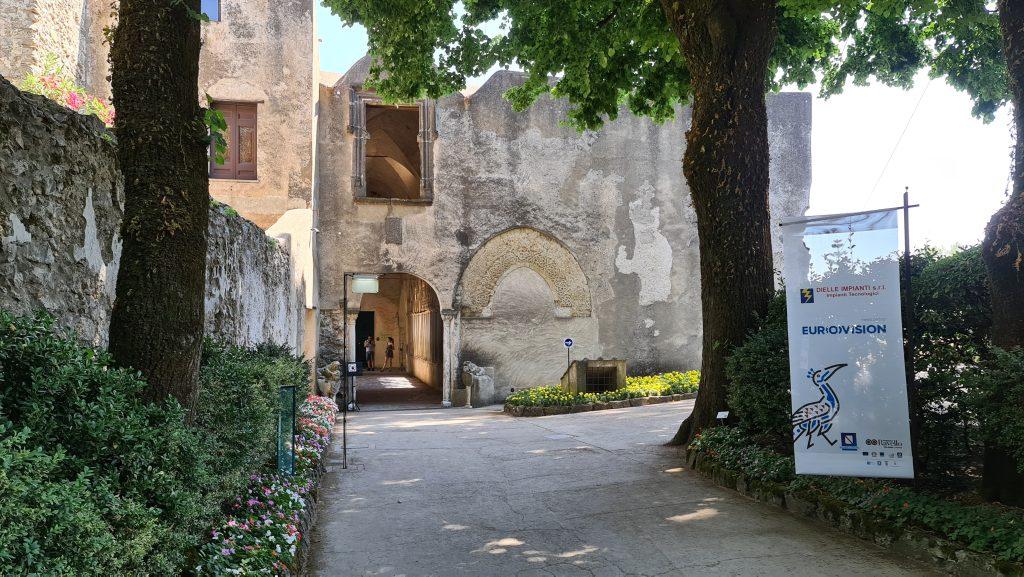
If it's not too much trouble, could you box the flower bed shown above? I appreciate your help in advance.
[504,371,699,415]
[688,427,1024,575]
[196,395,337,576]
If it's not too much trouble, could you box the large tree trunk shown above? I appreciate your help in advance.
[980,0,1024,505]
[660,0,778,446]
[108,0,208,412]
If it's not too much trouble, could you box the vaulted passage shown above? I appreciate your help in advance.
[352,273,442,409]
[365,104,420,199]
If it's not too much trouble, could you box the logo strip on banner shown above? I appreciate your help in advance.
[780,208,914,479]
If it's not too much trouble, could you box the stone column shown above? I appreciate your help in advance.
[345,310,359,363]
[440,308,458,407]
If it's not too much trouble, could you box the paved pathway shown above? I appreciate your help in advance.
[353,371,441,411]
[306,401,938,577]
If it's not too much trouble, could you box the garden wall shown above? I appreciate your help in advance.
[0,76,307,352]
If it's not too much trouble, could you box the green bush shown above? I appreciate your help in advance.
[0,311,215,575]
[0,312,312,575]
[911,245,991,486]
[725,291,791,450]
[196,339,310,500]
[967,347,1024,473]
[692,427,1024,562]
[504,371,699,407]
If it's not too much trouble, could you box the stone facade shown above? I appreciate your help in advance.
[317,59,812,405]
[0,0,113,97]
[0,0,322,359]
[0,77,307,352]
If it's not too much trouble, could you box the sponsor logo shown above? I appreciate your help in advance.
[866,438,904,449]
[802,324,887,335]
[840,432,858,451]
[800,288,815,303]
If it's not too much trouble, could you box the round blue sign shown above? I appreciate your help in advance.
[564,338,574,348]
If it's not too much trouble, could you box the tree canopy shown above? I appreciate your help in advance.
[324,0,1009,127]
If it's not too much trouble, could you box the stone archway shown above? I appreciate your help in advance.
[457,227,592,318]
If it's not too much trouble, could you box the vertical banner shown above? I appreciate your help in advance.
[781,209,914,478]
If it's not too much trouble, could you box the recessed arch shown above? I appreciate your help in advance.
[457,227,592,318]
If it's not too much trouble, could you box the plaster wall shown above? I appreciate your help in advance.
[0,0,114,97]
[0,77,307,353]
[199,0,318,230]
[317,63,812,403]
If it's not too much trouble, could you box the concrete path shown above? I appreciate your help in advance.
[354,371,442,411]
[306,401,938,577]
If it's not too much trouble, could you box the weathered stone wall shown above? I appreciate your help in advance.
[0,75,121,345]
[0,77,306,353]
[199,0,318,229]
[0,0,111,95]
[318,62,812,402]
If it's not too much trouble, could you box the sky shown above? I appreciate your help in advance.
[316,6,1014,250]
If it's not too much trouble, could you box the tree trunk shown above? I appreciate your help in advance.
[980,0,1024,505]
[659,0,778,446]
[108,0,208,413]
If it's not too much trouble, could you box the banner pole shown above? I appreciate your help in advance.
[342,272,349,470]
[903,187,921,482]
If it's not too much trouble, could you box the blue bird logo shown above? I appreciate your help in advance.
[791,363,847,449]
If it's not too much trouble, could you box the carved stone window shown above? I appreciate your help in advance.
[349,89,435,202]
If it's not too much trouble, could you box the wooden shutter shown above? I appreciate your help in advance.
[209,102,257,180]
[235,103,257,180]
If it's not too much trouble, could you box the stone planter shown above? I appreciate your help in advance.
[522,406,544,417]
[543,405,571,415]
[504,392,697,417]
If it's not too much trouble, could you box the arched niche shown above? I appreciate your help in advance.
[457,227,592,318]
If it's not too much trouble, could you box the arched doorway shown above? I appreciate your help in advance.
[352,272,444,410]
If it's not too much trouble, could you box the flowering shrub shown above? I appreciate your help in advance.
[19,57,114,127]
[505,371,700,407]
[197,395,337,576]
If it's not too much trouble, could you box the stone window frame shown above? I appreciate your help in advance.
[348,87,437,204]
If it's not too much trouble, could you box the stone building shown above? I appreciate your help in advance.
[316,56,811,406]
[0,0,321,362]
[1,4,812,407]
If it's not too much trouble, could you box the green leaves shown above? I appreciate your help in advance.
[323,0,1011,128]
[203,96,228,165]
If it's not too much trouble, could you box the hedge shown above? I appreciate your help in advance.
[691,427,1024,563]
[0,310,312,575]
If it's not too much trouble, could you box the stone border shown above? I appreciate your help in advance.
[686,449,1024,577]
[503,392,696,417]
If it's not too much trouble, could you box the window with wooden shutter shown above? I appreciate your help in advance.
[210,102,257,180]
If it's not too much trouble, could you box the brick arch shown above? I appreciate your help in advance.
[457,228,592,318]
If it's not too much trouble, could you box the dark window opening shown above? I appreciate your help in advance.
[201,0,220,21]
[585,366,618,394]
[210,102,257,180]
[365,104,420,199]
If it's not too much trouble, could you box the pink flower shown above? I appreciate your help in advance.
[65,91,85,111]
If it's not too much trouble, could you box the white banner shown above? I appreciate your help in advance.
[781,209,914,478]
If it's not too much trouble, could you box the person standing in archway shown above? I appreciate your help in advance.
[364,336,375,371]
[384,337,395,370]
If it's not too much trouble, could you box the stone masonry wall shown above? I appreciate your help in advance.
[318,63,812,400]
[0,76,305,352]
